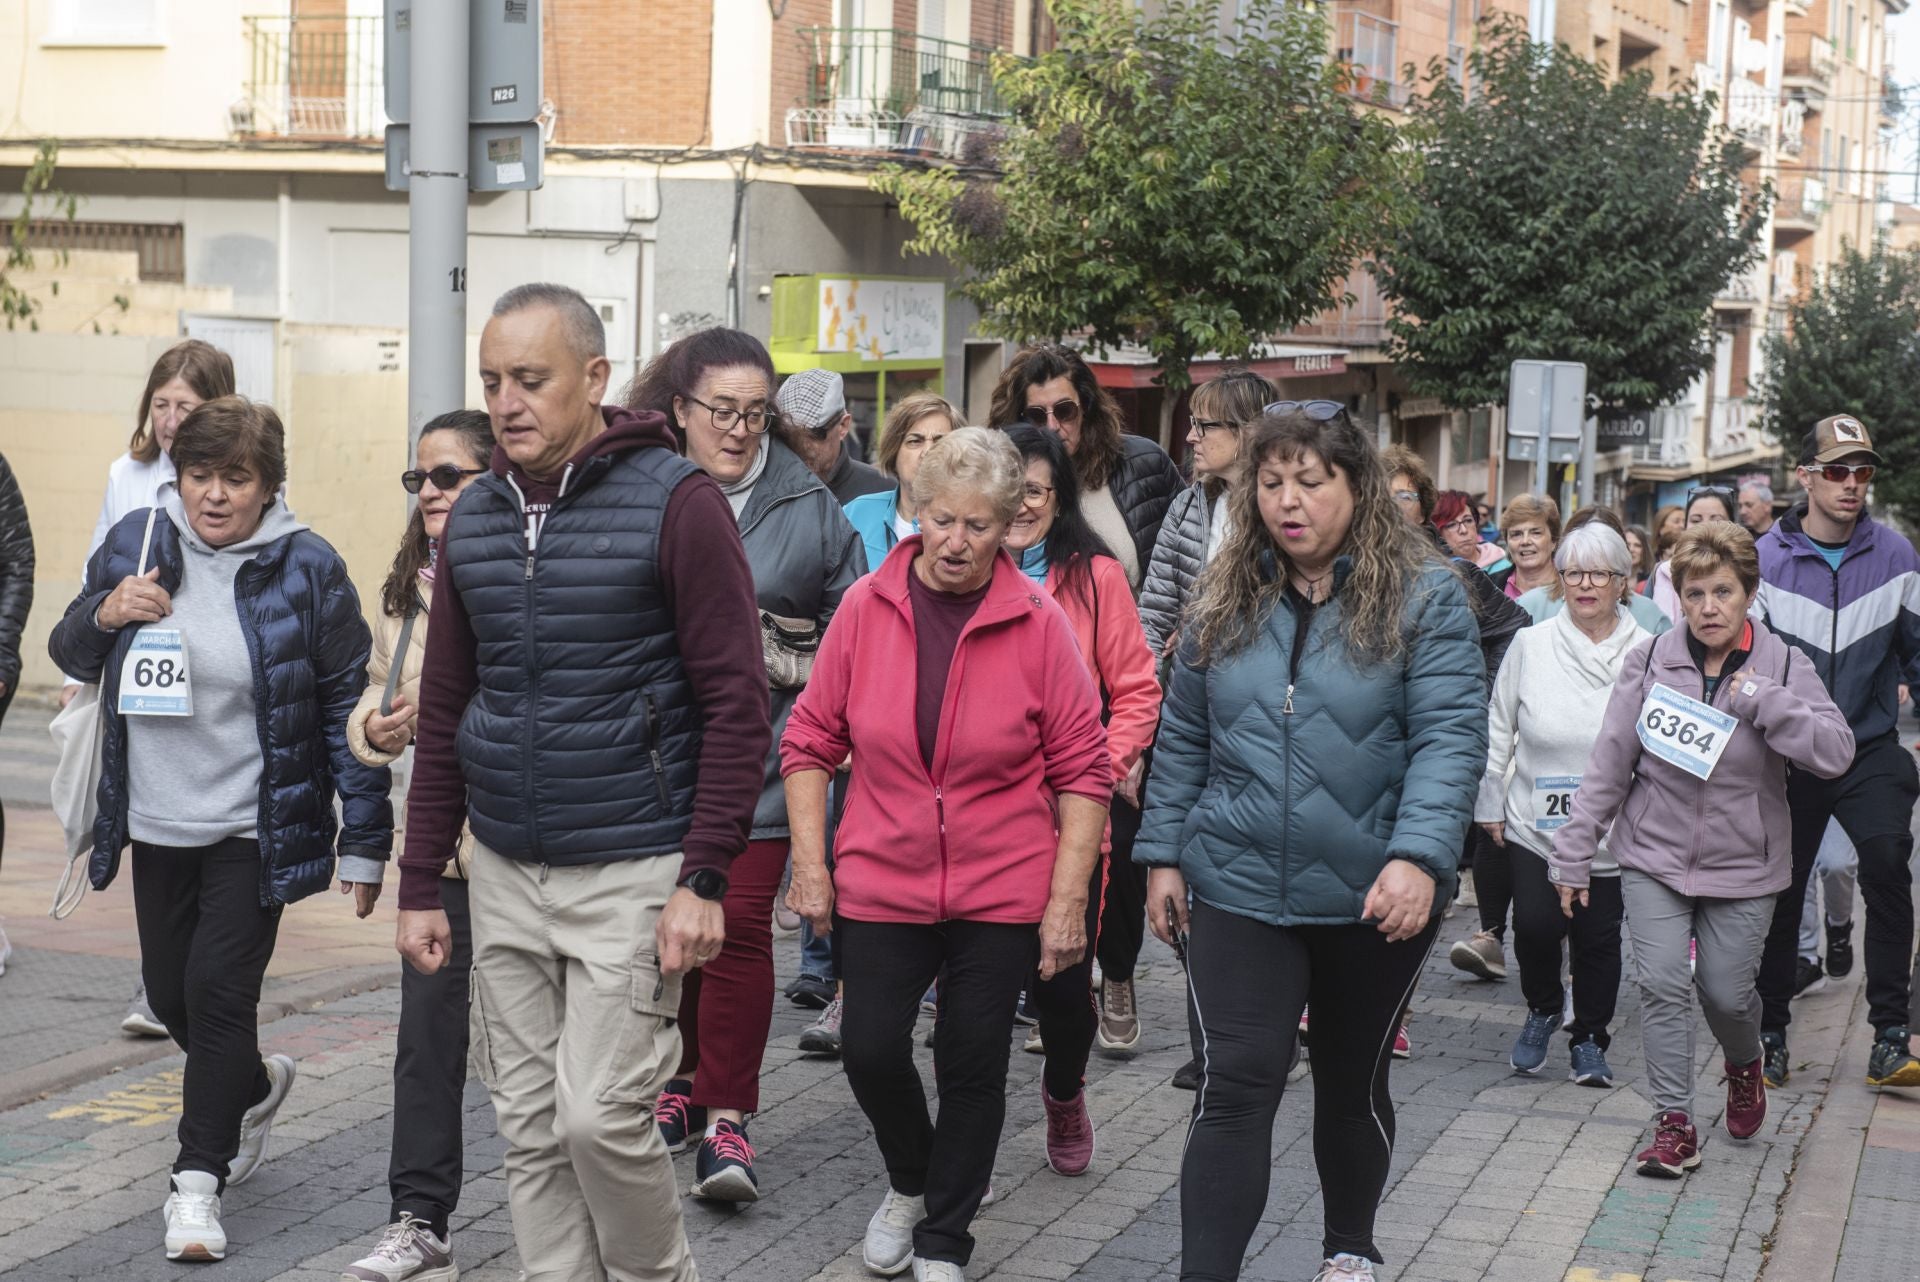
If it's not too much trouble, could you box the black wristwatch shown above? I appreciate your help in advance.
[681,869,728,901]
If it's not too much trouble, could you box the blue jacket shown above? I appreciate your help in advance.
[1137,559,1487,926]
[1756,505,1920,747]
[49,507,392,905]
[844,486,905,576]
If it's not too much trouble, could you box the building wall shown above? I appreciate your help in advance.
[768,0,836,147]
[550,0,714,145]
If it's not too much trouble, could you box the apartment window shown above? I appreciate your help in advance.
[1851,139,1864,195]
[45,0,163,44]
[1839,132,1850,193]
[1708,0,1730,71]
[1844,4,1856,59]
[23,220,184,282]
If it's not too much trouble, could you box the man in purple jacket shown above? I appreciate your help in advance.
[1754,414,1920,1090]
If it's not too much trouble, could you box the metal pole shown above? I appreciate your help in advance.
[407,0,470,451]
[1534,367,1552,499]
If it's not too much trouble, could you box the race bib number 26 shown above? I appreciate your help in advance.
[117,628,192,717]
[1636,684,1735,781]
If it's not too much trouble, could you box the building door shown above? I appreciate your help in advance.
[184,314,278,405]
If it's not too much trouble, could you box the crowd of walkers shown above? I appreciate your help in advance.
[4,281,1920,1282]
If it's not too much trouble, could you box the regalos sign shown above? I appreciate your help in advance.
[816,278,945,364]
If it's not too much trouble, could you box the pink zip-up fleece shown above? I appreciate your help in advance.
[781,536,1112,925]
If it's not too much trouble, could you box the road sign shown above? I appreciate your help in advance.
[384,123,544,192]
[386,0,544,126]
[1506,360,1587,465]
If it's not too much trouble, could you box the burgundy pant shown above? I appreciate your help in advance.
[676,837,788,1113]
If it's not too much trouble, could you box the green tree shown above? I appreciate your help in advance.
[1756,236,1920,518]
[875,0,1407,433]
[1374,24,1768,413]
[4,141,79,331]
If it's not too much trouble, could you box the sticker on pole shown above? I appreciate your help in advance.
[117,628,192,717]
[1636,684,1735,781]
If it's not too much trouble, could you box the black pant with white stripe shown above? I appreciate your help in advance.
[1180,898,1439,1278]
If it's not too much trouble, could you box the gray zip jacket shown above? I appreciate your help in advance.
[1139,481,1213,661]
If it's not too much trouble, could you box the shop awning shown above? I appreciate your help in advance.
[1082,343,1349,389]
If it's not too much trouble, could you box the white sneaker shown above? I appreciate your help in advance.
[122,982,169,1037]
[863,1189,923,1276]
[163,1170,227,1261]
[912,1259,964,1282]
[341,1213,459,1281]
[0,921,11,976]
[1313,1254,1375,1281]
[227,1053,296,1185]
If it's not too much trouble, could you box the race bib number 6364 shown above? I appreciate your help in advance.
[1635,683,1735,781]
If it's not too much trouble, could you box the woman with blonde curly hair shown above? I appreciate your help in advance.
[1138,407,1488,1282]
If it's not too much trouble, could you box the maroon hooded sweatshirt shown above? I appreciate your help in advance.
[398,405,770,911]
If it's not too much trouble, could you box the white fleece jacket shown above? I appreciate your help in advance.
[1477,606,1650,874]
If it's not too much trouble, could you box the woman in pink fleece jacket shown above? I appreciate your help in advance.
[780,427,1111,1282]
[1552,523,1853,1182]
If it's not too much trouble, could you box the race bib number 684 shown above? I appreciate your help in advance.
[1635,684,1735,781]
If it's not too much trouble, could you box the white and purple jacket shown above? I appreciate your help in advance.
[1755,506,1920,748]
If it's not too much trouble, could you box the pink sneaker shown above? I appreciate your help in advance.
[1636,1110,1702,1178]
[1041,1087,1096,1176]
[1393,1026,1412,1060]
[1723,1056,1767,1139]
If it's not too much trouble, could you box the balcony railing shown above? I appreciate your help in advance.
[1333,11,1408,110]
[239,15,385,139]
[1725,77,1773,150]
[1782,32,1837,85]
[1774,176,1825,226]
[786,28,1011,160]
[1716,264,1765,305]
[1629,405,1696,468]
[1708,397,1756,459]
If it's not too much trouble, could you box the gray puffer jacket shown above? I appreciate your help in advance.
[738,438,866,837]
[1139,481,1215,660]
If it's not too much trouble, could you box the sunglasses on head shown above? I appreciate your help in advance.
[1806,462,1875,484]
[1021,399,1081,428]
[1264,399,1346,421]
[1685,485,1736,508]
[403,464,486,494]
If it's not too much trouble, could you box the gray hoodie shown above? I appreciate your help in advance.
[123,492,379,884]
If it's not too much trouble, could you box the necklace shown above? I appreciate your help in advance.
[1291,566,1334,603]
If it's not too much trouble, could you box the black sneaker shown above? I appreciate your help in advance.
[1013,990,1038,1027]
[1826,922,1855,978]
[1761,1032,1789,1088]
[1867,1027,1920,1088]
[784,972,834,1010]
[655,1079,705,1155]
[1171,1058,1201,1091]
[1792,956,1828,998]
[692,1120,760,1202]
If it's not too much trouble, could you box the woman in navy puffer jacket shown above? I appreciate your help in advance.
[49,397,390,1266]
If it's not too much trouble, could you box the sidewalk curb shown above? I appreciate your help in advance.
[0,962,398,1112]
[1758,982,1878,1282]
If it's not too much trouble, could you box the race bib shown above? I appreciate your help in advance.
[117,628,192,717]
[1533,775,1580,832]
[1636,683,1735,781]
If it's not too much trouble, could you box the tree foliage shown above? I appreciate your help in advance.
[1374,23,1768,413]
[874,0,1408,393]
[1756,237,1920,519]
[4,141,78,331]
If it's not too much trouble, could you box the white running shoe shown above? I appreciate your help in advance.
[227,1053,297,1185]
[1313,1254,1376,1281]
[341,1213,459,1281]
[0,921,11,977]
[863,1189,924,1276]
[912,1258,964,1282]
[163,1170,227,1261]
[122,982,169,1037]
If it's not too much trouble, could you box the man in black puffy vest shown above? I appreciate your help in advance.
[396,283,770,1281]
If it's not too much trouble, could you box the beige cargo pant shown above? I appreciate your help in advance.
[467,840,697,1282]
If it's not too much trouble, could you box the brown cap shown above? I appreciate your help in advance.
[1800,414,1880,466]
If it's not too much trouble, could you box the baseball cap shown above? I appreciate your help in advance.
[1800,414,1880,466]
[774,368,847,436]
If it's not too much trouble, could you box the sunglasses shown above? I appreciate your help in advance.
[1021,399,1081,429]
[1806,462,1875,484]
[1685,485,1737,508]
[402,465,486,494]
[1264,399,1347,421]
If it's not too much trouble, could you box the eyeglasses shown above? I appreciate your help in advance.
[1021,399,1081,429]
[1440,514,1478,534]
[1392,489,1420,503]
[686,395,776,435]
[1188,417,1239,436]
[1022,482,1056,507]
[1561,569,1623,587]
[402,465,486,494]
[1264,399,1347,421]
[1807,462,1876,484]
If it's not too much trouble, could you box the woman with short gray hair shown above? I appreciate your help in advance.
[1476,522,1648,1088]
[782,427,1110,1281]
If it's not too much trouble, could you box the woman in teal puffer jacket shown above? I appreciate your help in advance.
[1137,407,1487,1282]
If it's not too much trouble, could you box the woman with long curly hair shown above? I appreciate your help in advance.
[1137,407,1488,1282]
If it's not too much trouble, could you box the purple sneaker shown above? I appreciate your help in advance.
[1042,1087,1095,1176]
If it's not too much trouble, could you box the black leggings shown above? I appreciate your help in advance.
[838,915,1038,1266]
[389,876,473,1236]
[1472,827,1513,939]
[1509,847,1622,1048]
[1181,898,1438,1278]
[131,838,282,1189]
[1030,854,1105,1100]
[1097,793,1147,982]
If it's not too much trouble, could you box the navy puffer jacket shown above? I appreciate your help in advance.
[49,508,392,905]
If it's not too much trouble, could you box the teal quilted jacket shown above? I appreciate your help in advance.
[1136,559,1487,926]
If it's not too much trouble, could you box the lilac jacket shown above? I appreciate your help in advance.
[1549,620,1854,898]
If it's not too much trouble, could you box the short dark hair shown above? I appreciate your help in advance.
[169,396,286,495]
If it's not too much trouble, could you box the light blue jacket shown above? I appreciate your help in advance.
[844,487,908,575]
